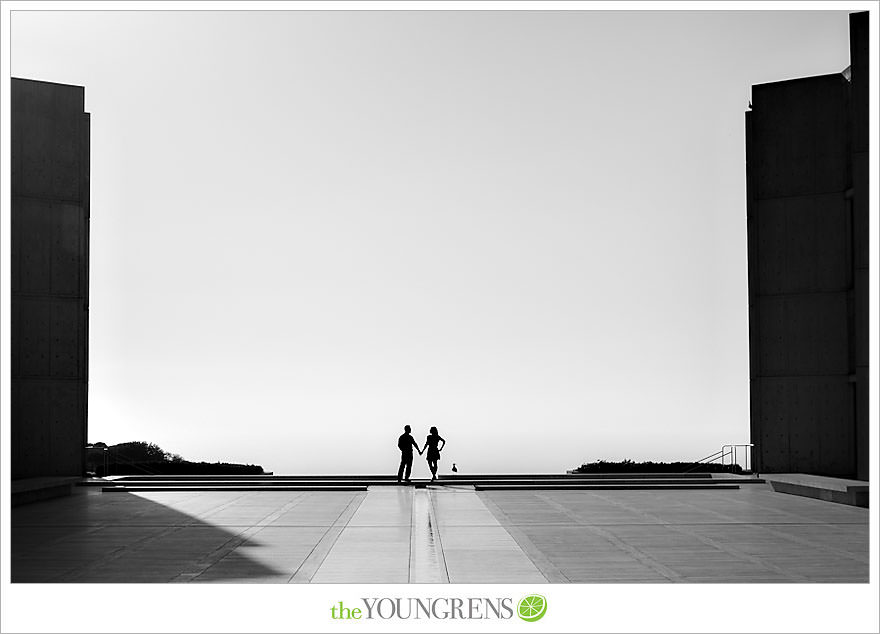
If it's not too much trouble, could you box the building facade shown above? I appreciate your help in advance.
[11,78,90,479]
[746,12,868,479]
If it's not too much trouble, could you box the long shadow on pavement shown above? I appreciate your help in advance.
[12,490,289,583]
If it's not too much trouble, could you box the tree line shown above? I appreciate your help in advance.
[86,441,266,476]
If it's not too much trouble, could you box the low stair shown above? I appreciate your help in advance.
[80,473,764,493]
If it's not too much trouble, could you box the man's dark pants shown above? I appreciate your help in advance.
[398,452,414,481]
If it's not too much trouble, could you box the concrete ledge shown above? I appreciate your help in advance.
[97,472,719,481]
[765,473,868,508]
[12,477,81,506]
[101,485,368,492]
[81,477,761,487]
[81,475,758,492]
[474,483,740,491]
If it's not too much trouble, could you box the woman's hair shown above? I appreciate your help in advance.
[429,426,438,435]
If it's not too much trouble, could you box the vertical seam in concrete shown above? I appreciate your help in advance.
[407,487,416,583]
[195,491,254,522]
[246,491,311,528]
[477,491,568,583]
[409,487,449,583]
[288,491,368,583]
[428,488,450,583]
[180,492,310,582]
[173,525,264,582]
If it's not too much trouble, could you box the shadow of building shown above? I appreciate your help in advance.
[12,491,288,582]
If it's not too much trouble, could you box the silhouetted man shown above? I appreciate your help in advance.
[397,425,420,483]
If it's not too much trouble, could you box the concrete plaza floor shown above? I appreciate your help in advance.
[12,482,868,583]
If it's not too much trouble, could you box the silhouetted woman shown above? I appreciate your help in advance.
[421,426,446,481]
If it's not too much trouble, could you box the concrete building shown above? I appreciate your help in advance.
[746,12,869,479]
[11,78,90,480]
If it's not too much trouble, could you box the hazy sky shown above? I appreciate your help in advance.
[11,9,852,474]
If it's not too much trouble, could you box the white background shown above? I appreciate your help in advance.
[4,3,858,475]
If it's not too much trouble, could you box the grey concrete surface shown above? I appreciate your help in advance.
[481,485,868,582]
[12,483,868,583]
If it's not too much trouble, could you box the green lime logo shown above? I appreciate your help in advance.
[517,594,547,622]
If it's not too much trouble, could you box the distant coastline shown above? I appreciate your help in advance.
[86,441,266,476]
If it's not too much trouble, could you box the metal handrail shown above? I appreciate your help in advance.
[85,445,159,476]
[684,444,754,474]
[85,445,109,476]
[683,449,729,474]
[721,444,754,473]
[688,449,725,466]
[683,449,730,473]
[111,449,159,476]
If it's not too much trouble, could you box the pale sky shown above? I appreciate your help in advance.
[10,9,852,474]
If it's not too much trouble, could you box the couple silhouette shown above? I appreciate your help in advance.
[397,425,445,482]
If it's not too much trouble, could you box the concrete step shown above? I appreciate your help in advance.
[84,473,762,493]
[83,477,760,488]
[100,482,741,492]
[450,472,722,480]
[95,472,737,481]
[101,484,368,492]
[474,483,741,491]
[12,477,81,506]
[763,474,868,508]
[103,474,398,481]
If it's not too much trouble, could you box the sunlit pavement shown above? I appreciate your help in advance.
[12,483,868,583]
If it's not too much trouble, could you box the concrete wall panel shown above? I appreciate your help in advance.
[51,300,84,378]
[855,366,868,480]
[852,153,869,269]
[13,298,85,380]
[10,383,21,472]
[757,293,849,376]
[854,269,868,369]
[757,377,853,476]
[751,75,849,199]
[849,12,868,154]
[801,379,853,476]
[12,197,53,293]
[12,197,87,297]
[52,203,87,295]
[849,12,868,481]
[49,382,86,476]
[12,78,89,480]
[13,382,50,477]
[756,379,791,472]
[12,81,85,201]
[12,381,84,478]
[749,379,762,470]
[755,193,849,293]
[16,300,52,377]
